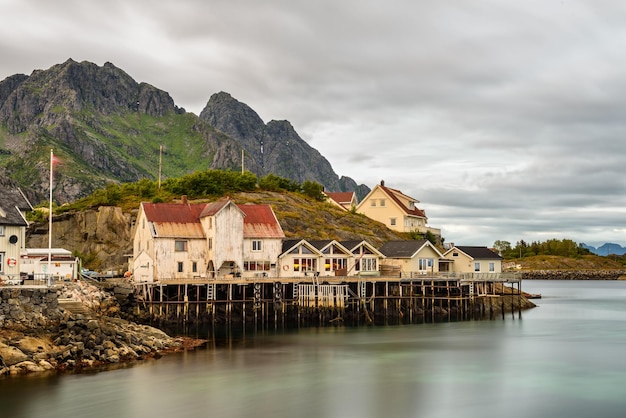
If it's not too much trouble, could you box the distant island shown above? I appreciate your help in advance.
[581,243,626,256]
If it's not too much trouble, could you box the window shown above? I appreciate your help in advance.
[244,261,270,271]
[252,240,262,251]
[177,262,184,273]
[452,252,459,257]
[325,258,347,271]
[208,238,213,250]
[294,258,316,272]
[390,218,396,226]
[418,258,433,271]
[192,262,198,273]
[371,200,376,206]
[474,262,480,272]
[489,262,495,272]
[380,199,385,206]
[359,258,377,272]
[175,240,188,252]
[0,225,4,236]
[0,252,4,273]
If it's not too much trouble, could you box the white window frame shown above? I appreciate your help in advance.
[474,262,481,272]
[252,240,262,252]
[489,262,495,272]
[0,225,4,236]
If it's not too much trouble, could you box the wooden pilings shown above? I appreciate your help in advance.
[131,276,524,327]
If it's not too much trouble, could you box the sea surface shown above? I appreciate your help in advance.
[2,280,626,418]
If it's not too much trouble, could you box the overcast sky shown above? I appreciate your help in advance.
[2,0,625,248]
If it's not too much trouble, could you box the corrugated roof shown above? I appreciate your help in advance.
[239,204,285,238]
[199,198,232,218]
[142,202,207,223]
[154,222,205,238]
[142,202,207,238]
[141,200,284,239]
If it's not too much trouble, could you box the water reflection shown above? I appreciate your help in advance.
[3,280,626,418]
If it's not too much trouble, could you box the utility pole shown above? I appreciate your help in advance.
[158,145,163,190]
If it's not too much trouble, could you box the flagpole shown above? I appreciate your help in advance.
[48,149,53,286]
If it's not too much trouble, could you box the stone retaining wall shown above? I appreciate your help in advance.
[0,287,64,330]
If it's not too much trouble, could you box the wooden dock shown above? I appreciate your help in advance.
[131,273,525,326]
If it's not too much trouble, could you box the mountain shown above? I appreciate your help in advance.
[0,59,367,204]
[199,92,370,199]
[581,243,626,256]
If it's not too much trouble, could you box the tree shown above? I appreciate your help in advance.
[301,180,326,201]
[493,240,511,256]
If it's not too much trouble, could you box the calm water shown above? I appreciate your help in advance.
[2,280,626,418]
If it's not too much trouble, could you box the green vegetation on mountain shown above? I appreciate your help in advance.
[0,60,366,205]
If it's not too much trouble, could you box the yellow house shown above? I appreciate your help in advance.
[443,246,503,274]
[379,239,444,277]
[356,181,440,236]
[325,191,358,212]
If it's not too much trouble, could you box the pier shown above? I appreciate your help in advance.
[131,273,525,326]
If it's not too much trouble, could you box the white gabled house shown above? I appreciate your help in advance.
[200,199,246,278]
[339,240,384,277]
[239,203,285,278]
[278,239,324,277]
[277,239,384,278]
[309,240,353,277]
[0,185,32,282]
[133,201,208,282]
[131,197,285,282]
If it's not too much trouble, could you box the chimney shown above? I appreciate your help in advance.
[380,180,385,186]
[181,195,188,204]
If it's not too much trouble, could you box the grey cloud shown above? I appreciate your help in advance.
[2,0,625,247]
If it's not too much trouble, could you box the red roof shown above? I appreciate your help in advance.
[140,201,284,239]
[238,204,285,238]
[199,198,233,218]
[380,185,426,218]
[327,192,355,204]
[142,203,207,223]
[141,202,207,238]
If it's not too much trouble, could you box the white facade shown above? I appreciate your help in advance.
[20,248,78,280]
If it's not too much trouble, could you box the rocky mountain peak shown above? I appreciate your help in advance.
[199,92,367,195]
[0,60,367,204]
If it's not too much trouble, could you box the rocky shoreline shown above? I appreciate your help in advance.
[520,269,626,280]
[0,281,204,377]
